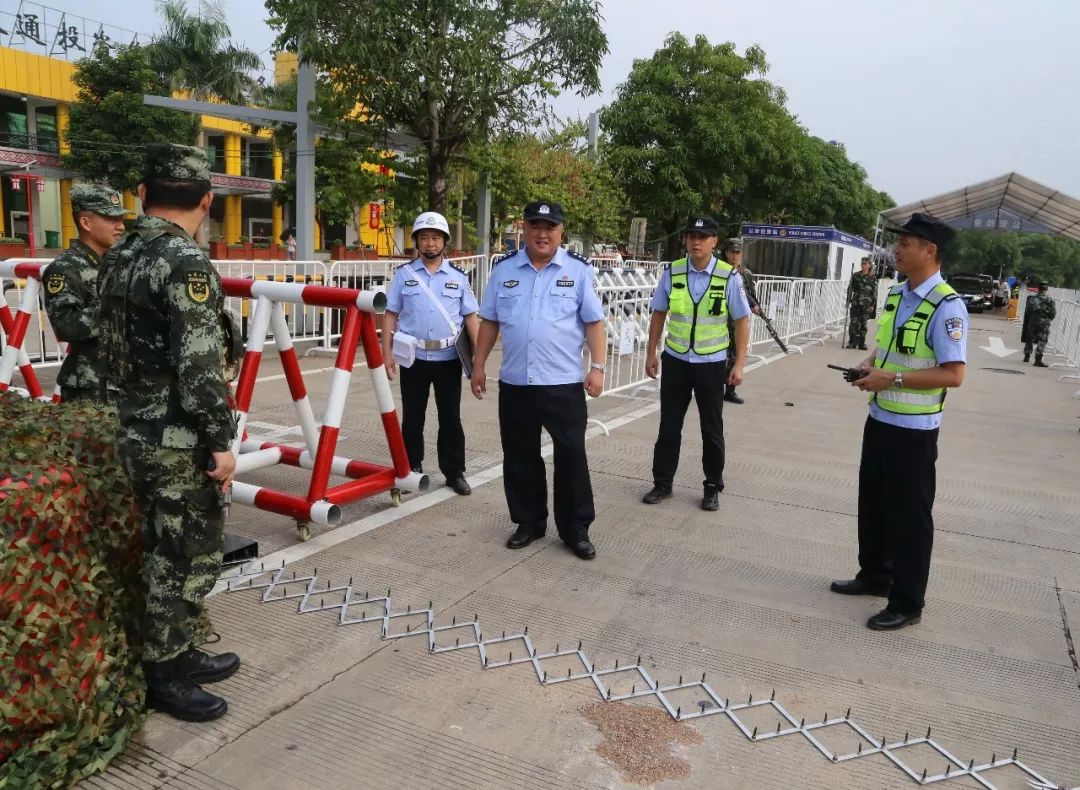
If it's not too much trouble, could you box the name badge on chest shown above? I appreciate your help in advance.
[556,278,574,287]
[444,281,459,290]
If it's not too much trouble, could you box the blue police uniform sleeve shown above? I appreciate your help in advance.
[928,297,968,364]
[579,266,605,323]
[386,266,406,313]
[650,268,672,312]
[460,276,479,316]
[479,268,500,321]
[726,271,751,320]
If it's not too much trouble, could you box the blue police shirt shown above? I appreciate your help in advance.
[649,257,751,363]
[385,258,479,362]
[479,248,605,385]
[869,271,968,430]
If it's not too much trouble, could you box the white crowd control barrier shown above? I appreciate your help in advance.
[211,259,328,350]
[0,263,64,374]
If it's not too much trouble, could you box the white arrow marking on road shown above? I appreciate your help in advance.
[980,336,1017,358]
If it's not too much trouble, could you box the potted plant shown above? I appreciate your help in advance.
[227,236,253,260]
[251,240,272,260]
[330,239,347,260]
[208,236,227,259]
[0,236,29,258]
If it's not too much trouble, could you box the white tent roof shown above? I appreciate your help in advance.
[880,173,1080,242]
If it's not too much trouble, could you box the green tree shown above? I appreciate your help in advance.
[266,76,386,248]
[144,0,265,105]
[64,43,200,191]
[602,34,814,257]
[781,138,895,236]
[474,121,627,249]
[265,0,607,214]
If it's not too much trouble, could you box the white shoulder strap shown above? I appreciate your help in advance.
[412,273,459,335]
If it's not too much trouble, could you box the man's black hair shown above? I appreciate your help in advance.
[141,178,212,211]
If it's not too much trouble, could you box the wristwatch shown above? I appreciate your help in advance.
[590,362,606,373]
[893,371,903,388]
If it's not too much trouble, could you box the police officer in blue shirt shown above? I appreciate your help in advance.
[641,217,751,512]
[830,213,967,631]
[384,211,479,495]
[471,201,607,560]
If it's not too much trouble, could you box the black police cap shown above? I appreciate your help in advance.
[523,201,564,224]
[888,212,955,251]
[684,216,719,236]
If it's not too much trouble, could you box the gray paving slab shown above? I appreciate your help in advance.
[79,314,1080,789]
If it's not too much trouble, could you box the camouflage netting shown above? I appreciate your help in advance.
[1,392,146,788]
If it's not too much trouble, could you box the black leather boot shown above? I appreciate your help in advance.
[1023,352,1030,362]
[144,657,228,722]
[176,648,240,684]
[1034,355,1048,367]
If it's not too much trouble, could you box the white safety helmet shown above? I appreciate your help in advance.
[411,211,451,240]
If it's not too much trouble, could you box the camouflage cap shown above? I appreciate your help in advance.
[71,183,127,217]
[142,143,211,182]
[724,237,743,251]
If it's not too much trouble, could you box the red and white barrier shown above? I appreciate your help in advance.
[0,259,428,531]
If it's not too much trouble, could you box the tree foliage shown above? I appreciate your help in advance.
[473,121,627,248]
[602,33,893,256]
[265,0,607,213]
[266,76,387,245]
[945,230,1080,288]
[64,44,200,192]
[144,0,266,106]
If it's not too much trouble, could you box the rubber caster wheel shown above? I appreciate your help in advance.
[296,521,311,542]
[390,488,402,506]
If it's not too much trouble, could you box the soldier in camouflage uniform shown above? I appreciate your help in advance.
[97,144,238,723]
[41,185,127,402]
[846,257,878,350]
[1022,281,1056,367]
[722,238,759,405]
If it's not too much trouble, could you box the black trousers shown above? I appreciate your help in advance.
[651,352,726,489]
[856,416,938,614]
[498,382,594,542]
[399,359,466,478]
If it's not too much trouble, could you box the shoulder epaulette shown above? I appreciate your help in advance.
[490,251,516,267]
[567,250,590,265]
[449,262,468,276]
[662,262,672,270]
[943,292,961,301]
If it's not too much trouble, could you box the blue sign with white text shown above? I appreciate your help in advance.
[741,224,873,251]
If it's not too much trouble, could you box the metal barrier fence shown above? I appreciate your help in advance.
[594,273,850,399]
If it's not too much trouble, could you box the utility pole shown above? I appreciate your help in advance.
[582,111,600,259]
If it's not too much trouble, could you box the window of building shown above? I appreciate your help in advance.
[35,106,58,153]
[1,94,29,150]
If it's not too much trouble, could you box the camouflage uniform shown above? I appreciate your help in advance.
[846,268,878,348]
[97,145,234,665]
[41,185,127,403]
[1022,289,1056,363]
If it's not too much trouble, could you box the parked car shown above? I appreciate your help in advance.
[948,273,994,313]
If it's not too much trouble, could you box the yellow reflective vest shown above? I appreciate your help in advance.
[664,258,733,355]
[871,282,959,415]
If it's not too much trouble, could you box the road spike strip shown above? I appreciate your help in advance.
[218,566,1069,789]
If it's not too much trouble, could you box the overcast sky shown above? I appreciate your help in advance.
[108,0,1080,206]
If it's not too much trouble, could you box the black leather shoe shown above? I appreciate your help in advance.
[1034,357,1048,367]
[867,608,921,630]
[177,648,240,684]
[447,476,471,496]
[144,659,228,722]
[858,344,868,350]
[410,464,423,474]
[701,485,720,511]
[642,485,673,504]
[569,540,596,560]
[724,389,744,404]
[1023,354,1030,362]
[829,578,890,597]
[506,526,543,549]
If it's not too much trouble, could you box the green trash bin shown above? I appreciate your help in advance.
[45,230,60,248]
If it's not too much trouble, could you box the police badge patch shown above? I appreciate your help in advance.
[186,270,210,303]
[503,280,519,288]
[944,316,964,341]
[46,274,65,294]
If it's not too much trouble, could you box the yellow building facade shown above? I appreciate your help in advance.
[1,42,396,255]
